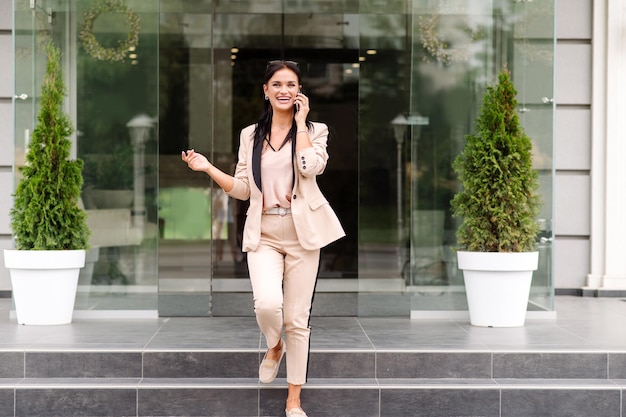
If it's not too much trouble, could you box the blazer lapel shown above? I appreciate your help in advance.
[291,135,296,189]
[252,137,262,192]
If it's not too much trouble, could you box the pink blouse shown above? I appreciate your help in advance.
[261,141,292,210]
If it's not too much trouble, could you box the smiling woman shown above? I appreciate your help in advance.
[182,59,345,417]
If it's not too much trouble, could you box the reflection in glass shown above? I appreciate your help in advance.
[12,0,554,317]
[74,1,160,312]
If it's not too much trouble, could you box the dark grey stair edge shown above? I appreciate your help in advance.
[3,348,626,353]
[5,350,626,380]
[2,377,626,389]
[0,346,626,355]
[4,380,625,417]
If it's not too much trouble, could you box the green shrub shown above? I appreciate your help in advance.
[451,69,540,252]
[10,42,90,250]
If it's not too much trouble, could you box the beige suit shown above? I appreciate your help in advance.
[227,121,345,251]
[226,121,345,385]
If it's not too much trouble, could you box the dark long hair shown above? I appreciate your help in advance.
[253,61,313,149]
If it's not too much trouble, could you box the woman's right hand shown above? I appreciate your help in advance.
[181,149,212,172]
[182,149,235,193]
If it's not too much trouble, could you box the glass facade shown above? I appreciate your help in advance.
[13,0,554,317]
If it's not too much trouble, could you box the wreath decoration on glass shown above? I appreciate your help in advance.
[418,14,484,65]
[79,0,140,62]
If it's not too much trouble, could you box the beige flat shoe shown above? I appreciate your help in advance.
[259,339,285,383]
[285,407,308,417]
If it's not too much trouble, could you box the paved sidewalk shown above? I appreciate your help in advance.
[1,296,626,351]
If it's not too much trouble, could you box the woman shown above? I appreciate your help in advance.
[182,60,345,417]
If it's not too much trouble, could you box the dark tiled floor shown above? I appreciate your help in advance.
[1,295,626,352]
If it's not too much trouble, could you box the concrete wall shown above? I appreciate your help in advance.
[554,0,593,290]
[0,0,13,292]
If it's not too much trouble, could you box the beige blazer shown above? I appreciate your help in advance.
[226,122,345,252]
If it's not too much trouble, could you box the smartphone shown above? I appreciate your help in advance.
[295,89,302,113]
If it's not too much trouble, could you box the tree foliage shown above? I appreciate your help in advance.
[451,69,540,252]
[10,42,90,250]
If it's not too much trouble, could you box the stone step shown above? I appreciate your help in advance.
[2,308,626,416]
[2,349,626,416]
[1,377,624,416]
[2,350,626,380]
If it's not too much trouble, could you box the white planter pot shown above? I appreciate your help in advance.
[4,249,86,325]
[457,251,539,327]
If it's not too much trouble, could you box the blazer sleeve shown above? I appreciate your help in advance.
[295,122,329,178]
[226,125,254,201]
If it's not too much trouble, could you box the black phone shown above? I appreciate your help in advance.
[295,89,302,113]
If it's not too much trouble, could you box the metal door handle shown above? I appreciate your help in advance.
[14,94,29,100]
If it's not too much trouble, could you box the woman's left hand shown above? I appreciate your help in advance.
[294,92,310,124]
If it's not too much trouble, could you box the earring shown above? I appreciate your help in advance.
[264,95,269,100]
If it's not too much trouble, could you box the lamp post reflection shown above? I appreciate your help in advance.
[391,113,429,274]
[126,114,155,229]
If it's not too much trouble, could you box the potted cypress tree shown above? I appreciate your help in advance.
[3,42,90,325]
[450,68,541,327]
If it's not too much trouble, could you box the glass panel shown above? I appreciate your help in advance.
[404,1,497,312]
[357,8,413,315]
[13,0,553,318]
[13,0,159,315]
[206,7,360,316]
[72,0,159,313]
[403,0,555,315]
[7,0,551,318]
[157,3,213,316]
[13,0,42,176]
[156,0,366,316]
[157,0,554,318]
[512,0,555,311]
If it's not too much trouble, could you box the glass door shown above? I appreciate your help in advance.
[157,2,215,316]
[403,0,555,315]
[14,0,160,316]
[14,0,553,318]
[74,0,160,315]
[156,0,555,317]
[157,1,360,316]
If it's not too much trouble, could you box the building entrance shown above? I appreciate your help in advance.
[12,0,555,318]
[157,10,362,315]
[156,2,555,317]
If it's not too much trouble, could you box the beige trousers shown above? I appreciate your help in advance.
[247,212,320,385]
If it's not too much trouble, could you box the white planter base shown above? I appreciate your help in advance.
[458,251,538,328]
[4,250,86,325]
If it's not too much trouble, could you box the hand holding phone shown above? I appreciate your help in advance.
[295,89,302,113]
